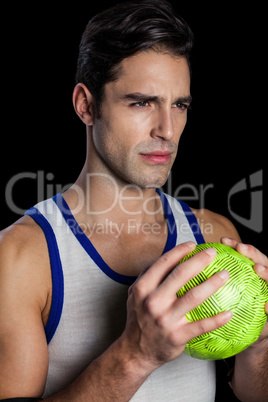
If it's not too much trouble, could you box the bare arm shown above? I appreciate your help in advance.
[221,239,268,402]
[0,223,50,398]
[195,210,268,400]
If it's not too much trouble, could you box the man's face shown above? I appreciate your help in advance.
[92,50,191,189]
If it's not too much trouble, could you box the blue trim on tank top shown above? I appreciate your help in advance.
[156,189,177,251]
[25,207,64,345]
[52,191,178,286]
[24,192,204,345]
[178,200,205,244]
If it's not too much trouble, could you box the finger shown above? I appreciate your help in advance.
[254,264,268,285]
[172,269,230,319]
[222,237,268,267]
[170,310,233,346]
[236,243,268,267]
[133,241,196,297]
[148,248,218,312]
[222,237,268,281]
[221,237,239,249]
[128,265,151,296]
[185,311,233,343]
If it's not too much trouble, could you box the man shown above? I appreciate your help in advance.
[0,1,267,400]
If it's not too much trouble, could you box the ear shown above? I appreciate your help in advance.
[73,83,96,125]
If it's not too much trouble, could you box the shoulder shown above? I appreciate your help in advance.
[0,215,42,254]
[0,215,51,318]
[193,207,241,243]
[0,214,49,266]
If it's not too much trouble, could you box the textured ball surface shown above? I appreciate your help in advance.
[177,243,268,360]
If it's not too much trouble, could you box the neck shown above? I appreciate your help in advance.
[64,167,164,232]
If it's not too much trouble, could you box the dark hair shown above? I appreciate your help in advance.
[76,0,194,115]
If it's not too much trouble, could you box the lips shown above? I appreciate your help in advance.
[140,150,172,164]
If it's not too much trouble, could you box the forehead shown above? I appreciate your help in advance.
[106,50,191,98]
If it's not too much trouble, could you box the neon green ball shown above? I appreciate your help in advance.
[177,243,268,360]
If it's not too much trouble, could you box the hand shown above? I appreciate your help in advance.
[221,237,268,342]
[121,242,232,374]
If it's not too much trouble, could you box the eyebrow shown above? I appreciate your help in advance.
[121,92,192,105]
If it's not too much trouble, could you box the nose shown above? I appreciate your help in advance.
[150,108,175,141]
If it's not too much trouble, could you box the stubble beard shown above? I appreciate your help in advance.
[92,118,178,190]
[114,151,176,190]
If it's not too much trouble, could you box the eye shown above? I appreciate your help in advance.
[132,101,150,108]
[173,103,190,111]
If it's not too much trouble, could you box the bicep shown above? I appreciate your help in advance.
[0,314,48,398]
[0,252,49,398]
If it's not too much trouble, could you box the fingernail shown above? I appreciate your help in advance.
[222,237,232,245]
[218,270,229,280]
[186,241,196,249]
[239,243,248,250]
[255,264,265,273]
[205,248,217,256]
[223,311,233,320]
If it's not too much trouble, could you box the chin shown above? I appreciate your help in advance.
[118,166,170,190]
[142,183,164,189]
[136,176,168,190]
[145,172,170,189]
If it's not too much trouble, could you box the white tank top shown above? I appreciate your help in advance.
[25,190,216,400]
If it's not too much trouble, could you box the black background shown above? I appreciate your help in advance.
[1,2,266,400]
